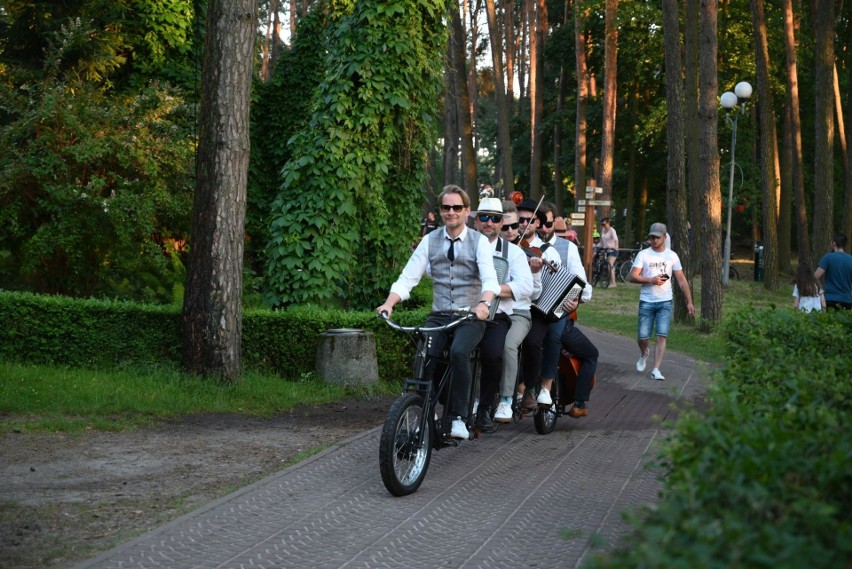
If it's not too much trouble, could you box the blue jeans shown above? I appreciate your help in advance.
[638,300,672,340]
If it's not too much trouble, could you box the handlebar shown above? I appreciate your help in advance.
[378,310,476,334]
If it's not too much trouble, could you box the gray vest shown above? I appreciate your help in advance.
[428,229,483,311]
[552,236,570,266]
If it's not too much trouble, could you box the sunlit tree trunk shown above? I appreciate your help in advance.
[599,0,618,218]
[450,2,478,193]
[289,0,296,42]
[485,0,514,196]
[685,0,701,277]
[443,42,459,186]
[662,0,691,322]
[528,0,542,199]
[845,49,852,240]
[750,0,779,290]
[574,2,589,215]
[553,0,570,213]
[182,0,257,381]
[697,0,723,327]
[812,0,835,261]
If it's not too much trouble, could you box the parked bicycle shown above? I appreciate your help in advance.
[590,248,611,288]
[378,310,482,496]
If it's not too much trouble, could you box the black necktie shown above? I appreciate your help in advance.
[447,237,459,262]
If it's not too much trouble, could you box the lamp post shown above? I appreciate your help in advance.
[720,81,752,287]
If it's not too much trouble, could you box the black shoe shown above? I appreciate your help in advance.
[476,407,496,432]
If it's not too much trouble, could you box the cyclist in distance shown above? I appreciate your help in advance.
[376,185,500,440]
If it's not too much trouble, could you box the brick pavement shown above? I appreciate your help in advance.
[74,327,707,569]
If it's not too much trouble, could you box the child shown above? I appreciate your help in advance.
[792,261,825,312]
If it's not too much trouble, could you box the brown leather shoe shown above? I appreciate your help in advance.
[568,405,589,418]
[521,392,537,411]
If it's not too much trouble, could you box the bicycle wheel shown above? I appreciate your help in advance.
[534,379,559,435]
[619,260,633,283]
[379,392,432,496]
[729,266,740,280]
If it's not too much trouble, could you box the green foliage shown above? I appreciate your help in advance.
[264,0,449,310]
[0,291,427,384]
[247,5,342,279]
[587,308,852,568]
[0,19,194,302]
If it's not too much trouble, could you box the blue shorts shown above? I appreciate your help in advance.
[606,249,618,258]
[638,300,672,340]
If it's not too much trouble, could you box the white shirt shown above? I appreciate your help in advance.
[792,285,823,313]
[543,234,592,302]
[390,226,501,302]
[490,238,534,315]
[633,247,683,303]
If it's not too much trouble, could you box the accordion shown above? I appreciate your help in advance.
[533,266,586,321]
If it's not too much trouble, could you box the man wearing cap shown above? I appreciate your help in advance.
[472,198,534,431]
[377,185,500,440]
[629,222,695,381]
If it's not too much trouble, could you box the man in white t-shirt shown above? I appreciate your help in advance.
[629,223,695,380]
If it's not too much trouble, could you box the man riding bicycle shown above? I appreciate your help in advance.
[376,185,500,440]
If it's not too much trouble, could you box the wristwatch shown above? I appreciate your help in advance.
[478,300,492,308]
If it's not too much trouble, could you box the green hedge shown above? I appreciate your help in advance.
[589,307,852,569]
[0,291,429,383]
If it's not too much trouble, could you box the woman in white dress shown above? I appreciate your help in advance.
[792,261,825,312]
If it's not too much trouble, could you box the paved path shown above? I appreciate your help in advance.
[75,327,707,569]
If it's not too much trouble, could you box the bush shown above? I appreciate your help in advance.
[0,291,428,383]
[587,308,852,569]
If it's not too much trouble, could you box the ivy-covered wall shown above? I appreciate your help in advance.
[264,0,450,310]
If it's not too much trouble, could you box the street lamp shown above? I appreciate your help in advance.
[720,81,752,287]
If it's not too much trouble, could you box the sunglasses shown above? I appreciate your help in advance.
[477,214,503,223]
[518,216,533,224]
[541,221,554,228]
[502,222,520,231]
[440,204,465,212]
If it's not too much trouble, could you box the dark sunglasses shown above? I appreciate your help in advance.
[518,216,533,224]
[477,214,503,223]
[502,222,520,231]
[440,204,465,212]
[541,221,554,228]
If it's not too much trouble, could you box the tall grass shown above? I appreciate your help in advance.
[0,363,394,433]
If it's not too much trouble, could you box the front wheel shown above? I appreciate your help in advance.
[379,392,432,496]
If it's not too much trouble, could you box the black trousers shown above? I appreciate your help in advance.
[477,313,511,409]
[560,319,598,403]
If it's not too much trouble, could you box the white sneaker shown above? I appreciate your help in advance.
[636,351,649,372]
[450,417,469,439]
[650,368,665,381]
[494,401,513,423]
[536,387,552,406]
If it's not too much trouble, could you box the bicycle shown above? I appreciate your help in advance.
[378,310,482,496]
[590,249,611,288]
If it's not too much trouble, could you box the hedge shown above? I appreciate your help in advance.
[588,307,852,569]
[0,291,430,383]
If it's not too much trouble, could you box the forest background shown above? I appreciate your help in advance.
[1,0,850,378]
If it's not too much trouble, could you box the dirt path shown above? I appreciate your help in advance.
[0,395,396,569]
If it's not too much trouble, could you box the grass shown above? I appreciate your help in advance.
[0,363,397,433]
[1,258,791,433]
[579,259,791,364]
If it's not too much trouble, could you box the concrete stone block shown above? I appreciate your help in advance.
[315,329,379,386]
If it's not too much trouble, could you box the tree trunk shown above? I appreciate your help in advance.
[662,0,691,322]
[182,0,257,382]
[528,0,542,199]
[289,0,297,42]
[466,0,480,156]
[846,44,852,241]
[812,0,835,262]
[504,0,515,115]
[779,96,793,271]
[750,0,779,290]
[553,0,570,213]
[783,0,810,266]
[599,0,618,218]
[574,2,589,210]
[485,0,514,197]
[697,0,723,327]
[443,54,459,186]
[451,3,478,194]
[685,0,701,277]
